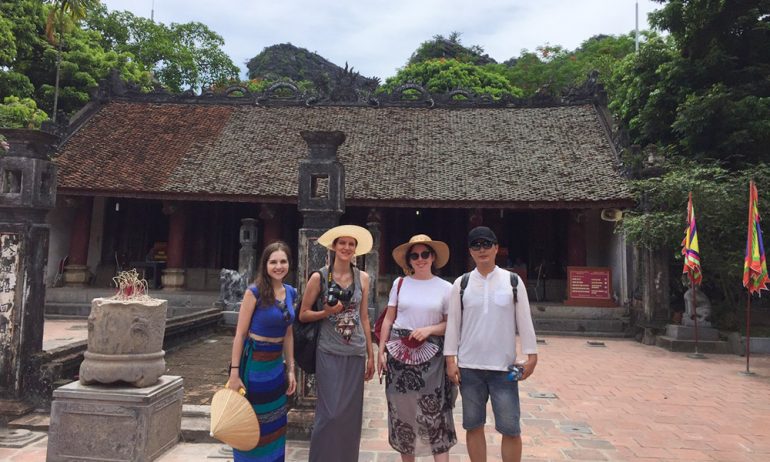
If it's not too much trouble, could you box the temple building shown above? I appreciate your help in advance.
[48,76,633,317]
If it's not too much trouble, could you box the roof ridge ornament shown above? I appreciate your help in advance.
[93,68,610,109]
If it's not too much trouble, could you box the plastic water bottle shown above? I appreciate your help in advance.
[506,365,524,381]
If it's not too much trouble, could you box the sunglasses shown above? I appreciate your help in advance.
[408,250,432,261]
[277,299,292,322]
[469,240,495,251]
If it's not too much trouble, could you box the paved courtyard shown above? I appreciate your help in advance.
[2,335,769,461]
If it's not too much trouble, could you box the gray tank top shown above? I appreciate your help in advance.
[316,266,366,357]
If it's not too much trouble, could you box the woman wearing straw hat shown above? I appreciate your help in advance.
[298,224,375,462]
[377,234,457,461]
[227,241,297,462]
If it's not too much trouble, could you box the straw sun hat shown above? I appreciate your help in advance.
[392,234,450,273]
[317,224,373,256]
[209,388,260,451]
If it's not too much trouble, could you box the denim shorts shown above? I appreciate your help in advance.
[459,368,521,436]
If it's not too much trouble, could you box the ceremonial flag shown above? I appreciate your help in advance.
[682,192,702,285]
[743,181,769,294]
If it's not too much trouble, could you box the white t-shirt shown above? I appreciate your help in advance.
[387,276,452,330]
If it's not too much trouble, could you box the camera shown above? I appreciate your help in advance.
[326,282,353,306]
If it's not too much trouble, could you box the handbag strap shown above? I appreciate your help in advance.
[393,277,404,321]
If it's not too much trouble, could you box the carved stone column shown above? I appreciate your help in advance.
[161,202,186,290]
[63,197,93,286]
[239,218,258,283]
[288,130,346,440]
[0,129,57,420]
[366,209,382,321]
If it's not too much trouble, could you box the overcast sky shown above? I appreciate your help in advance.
[100,0,662,80]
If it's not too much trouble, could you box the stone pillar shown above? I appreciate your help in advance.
[161,202,186,290]
[63,197,93,286]
[567,210,587,267]
[239,218,258,282]
[642,248,670,323]
[0,129,57,419]
[259,204,281,247]
[288,130,346,440]
[366,208,381,321]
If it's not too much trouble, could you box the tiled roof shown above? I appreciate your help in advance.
[56,101,633,207]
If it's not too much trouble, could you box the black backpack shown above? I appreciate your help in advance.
[459,271,519,314]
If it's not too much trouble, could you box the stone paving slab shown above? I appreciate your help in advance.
[3,336,770,461]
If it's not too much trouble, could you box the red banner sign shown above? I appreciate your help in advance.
[565,266,615,307]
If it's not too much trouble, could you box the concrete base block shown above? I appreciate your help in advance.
[665,324,719,341]
[161,268,185,290]
[287,406,315,441]
[744,336,770,354]
[47,375,183,462]
[63,265,90,287]
[221,311,239,326]
[655,336,732,354]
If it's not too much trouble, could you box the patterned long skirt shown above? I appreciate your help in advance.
[385,330,457,456]
[233,338,288,462]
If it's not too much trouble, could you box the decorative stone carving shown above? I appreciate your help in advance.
[219,268,247,312]
[79,272,168,388]
[683,287,712,328]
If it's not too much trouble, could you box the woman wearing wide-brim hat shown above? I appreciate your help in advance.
[377,234,457,461]
[298,224,374,462]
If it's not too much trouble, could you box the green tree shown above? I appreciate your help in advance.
[610,0,770,168]
[500,34,638,97]
[408,32,496,66]
[381,59,522,98]
[85,7,240,92]
[46,0,100,122]
[0,96,48,129]
[620,160,770,327]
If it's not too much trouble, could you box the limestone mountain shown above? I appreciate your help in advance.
[245,43,379,97]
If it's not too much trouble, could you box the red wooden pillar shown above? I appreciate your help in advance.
[567,210,587,267]
[63,197,93,286]
[162,202,186,290]
[260,204,281,246]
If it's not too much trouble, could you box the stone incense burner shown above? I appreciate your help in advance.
[79,271,167,387]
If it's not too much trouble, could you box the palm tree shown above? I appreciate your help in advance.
[45,0,99,123]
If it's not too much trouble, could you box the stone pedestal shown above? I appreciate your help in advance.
[47,376,183,462]
[656,324,731,354]
[161,268,185,290]
[62,264,89,286]
[665,324,719,341]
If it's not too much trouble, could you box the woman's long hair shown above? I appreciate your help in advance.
[254,241,292,308]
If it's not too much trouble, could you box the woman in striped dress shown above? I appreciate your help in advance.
[228,241,297,462]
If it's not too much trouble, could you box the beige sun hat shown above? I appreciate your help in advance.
[392,234,450,273]
[317,224,373,256]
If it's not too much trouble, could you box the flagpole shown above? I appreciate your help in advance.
[688,275,705,359]
[742,293,754,375]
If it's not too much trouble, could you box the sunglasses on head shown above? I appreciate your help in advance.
[469,240,495,251]
[408,250,432,261]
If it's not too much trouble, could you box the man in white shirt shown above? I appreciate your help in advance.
[444,226,538,462]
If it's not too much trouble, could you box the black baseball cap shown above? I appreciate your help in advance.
[467,226,498,246]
